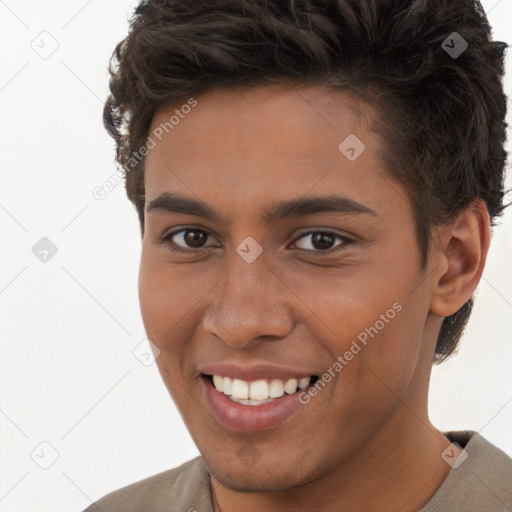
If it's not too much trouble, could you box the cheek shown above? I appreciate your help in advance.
[138,258,195,399]
[280,261,412,345]
[138,257,172,338]
[138,253,204,339]
[138,253,222,382]
[283,261,425,396]
[337,292,427,423]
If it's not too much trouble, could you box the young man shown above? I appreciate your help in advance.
[84,0,511,510]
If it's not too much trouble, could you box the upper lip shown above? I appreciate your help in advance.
[198,362,316,382]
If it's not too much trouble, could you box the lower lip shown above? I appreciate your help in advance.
[202,376,309,432]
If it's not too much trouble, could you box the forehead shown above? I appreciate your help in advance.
[143,84,407,222]
[148,83,374,157]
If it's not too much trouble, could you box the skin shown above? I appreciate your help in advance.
[138,83,490,512]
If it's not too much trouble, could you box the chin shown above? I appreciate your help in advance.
[211,468,298,493]
[207,452,323,493]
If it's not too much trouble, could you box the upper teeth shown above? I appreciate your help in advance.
[212,375,310,402]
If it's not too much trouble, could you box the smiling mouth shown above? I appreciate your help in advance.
[203,374,320,406]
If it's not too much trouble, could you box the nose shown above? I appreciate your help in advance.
[202,252,293,349]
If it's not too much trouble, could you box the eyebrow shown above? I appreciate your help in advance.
[146,192,377,225]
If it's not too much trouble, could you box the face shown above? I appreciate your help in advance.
[139,84,436,492]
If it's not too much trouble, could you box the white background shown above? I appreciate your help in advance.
[0,1,511,511]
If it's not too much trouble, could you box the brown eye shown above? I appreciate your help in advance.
[182,229,208,248]
[161,228,220,252]
[293,231,351,252]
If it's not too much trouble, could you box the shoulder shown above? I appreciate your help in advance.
[81,456,213,512]
[421,430,512,512]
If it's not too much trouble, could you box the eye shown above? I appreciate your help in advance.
[158,228,220,253]
[157,228,353,254]
[292,230,352,252]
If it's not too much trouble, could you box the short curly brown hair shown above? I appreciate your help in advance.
[103,0,508,364]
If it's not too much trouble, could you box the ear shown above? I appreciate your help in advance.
[429,199,491,317]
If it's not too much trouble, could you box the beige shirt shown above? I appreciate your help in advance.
[82,431,512,511]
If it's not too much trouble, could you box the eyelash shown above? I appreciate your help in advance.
[157,228,353,254]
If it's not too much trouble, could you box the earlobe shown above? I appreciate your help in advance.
[430,200,491,317]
